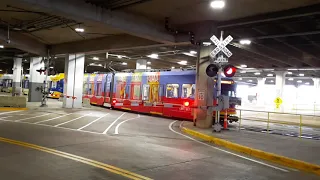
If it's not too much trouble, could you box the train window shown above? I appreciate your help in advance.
[82,83,88,95]
[142,84,149,101]
[96,83,102,96]
[132,84,141,100]
[166,84,179,98]
[150,84,160,102]
[182,84,195,99]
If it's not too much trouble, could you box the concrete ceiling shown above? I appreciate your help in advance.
[0,0,320,77]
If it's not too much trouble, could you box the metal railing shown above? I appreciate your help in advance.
[233,109,320,140]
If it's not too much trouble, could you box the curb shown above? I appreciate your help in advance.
[181,126,320,176]
[0,107,28,111]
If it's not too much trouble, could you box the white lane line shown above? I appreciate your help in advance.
[77,113,110,130]
[169,121,289,172]
[0,110,24,115]
[54,113,92,127]
[34,113,74,124]
[114,114,141,135]
[102,112,126,134]
[0,118,104,135]
[15,113,51,122]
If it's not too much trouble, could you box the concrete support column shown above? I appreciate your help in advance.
[12,57,22,96]
[194,45,214,128]
[28,57,46,102]
[275,71,286,110]
[256,78,266,105]
[63,54,85,108]
[136,59,147,69]
[313,78,320,104]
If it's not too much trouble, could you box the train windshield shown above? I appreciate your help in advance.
[221,83,237,97]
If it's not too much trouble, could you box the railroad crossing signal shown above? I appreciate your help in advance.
[274,97,283,109]
[210,35,233,58]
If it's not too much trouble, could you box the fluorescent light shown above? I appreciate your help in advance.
[254,72,261,75]
[267,74,273,77]
[238,78,242,80]
[248,80,253,82]
[288,78,294,81]
[270,80,274,83]
[177,61,188,65]
[240,64,247,68]
[203,42,212,46]
[210,0,225,9]
[0,45,4,48]
[50,66,54,69]
[287,71,292,75]
[297,80,302,83]
[0,69,2,71]
[75,28,84,32]
[183,52,197,57]
[92,57,99,60]
[147,61,151,65]
[305,82,310,85]
[121,62,127,66]
[240,71,246,74]
[147,54,158,59]
[299,73,304,77]
[190,50,197,54]
[288,69,298,71]
[117,55,122,59]
[239,39,251,45]
[171,67,175,69]
[147,67,151,69]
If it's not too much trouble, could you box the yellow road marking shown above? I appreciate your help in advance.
[0,108,27,111]
[0,137,152,180]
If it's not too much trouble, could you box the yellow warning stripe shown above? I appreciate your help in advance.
[181,127,320,176]
[0,108,28,111]
[150,111,163,115]
[0,137,152,180]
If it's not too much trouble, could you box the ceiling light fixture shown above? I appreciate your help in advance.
[267,74,273,77]
[288,78,294,81]
[121,62,127,66]
[238,78,243,80]
[297,80,302,83]
[147,67,151,69]
[0,45,4,48]
[117,55,122,59]
[203,42,212,46]
[147,54,158,59]
[240,64,247,68]
[305,82,310,85]
[147,61,151,65]
[190,50,197,55]
[240,71,246,74]
[75,28,84,32]
[299,73,304,77]
[182,52,197,57]
[239,39,251,45]
[254,72,261,75]
[92,57,99,60]
[287,71,292,75]
[177,61,188,65]
[210,0,225,9]
[50,66,54,69]
[270,80,274,83]
[0,69,2,71]
[171,67,175,69]
[248,80,253,82]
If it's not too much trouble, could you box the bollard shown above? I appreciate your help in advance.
[238,110,242,131]
[299,114,302,138]
[223,109,228,129]
[267,112,270,132]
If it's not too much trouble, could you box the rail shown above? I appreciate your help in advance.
[234,109,320,140]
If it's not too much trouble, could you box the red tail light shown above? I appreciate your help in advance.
[184,101,190,107]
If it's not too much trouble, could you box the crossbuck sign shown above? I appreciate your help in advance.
[210,35,233,58]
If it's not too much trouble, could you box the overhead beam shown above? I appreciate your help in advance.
[50,34,161,55]
[0,28,47,55]
[217,4,320,29]
[11,0,175,44]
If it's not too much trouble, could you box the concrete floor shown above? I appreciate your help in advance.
[0,108,318,180]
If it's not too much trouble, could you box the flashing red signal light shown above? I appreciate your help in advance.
[223,65,236,77]
[184,101,190,107]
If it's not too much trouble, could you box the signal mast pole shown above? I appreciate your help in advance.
[214,31,223,125]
